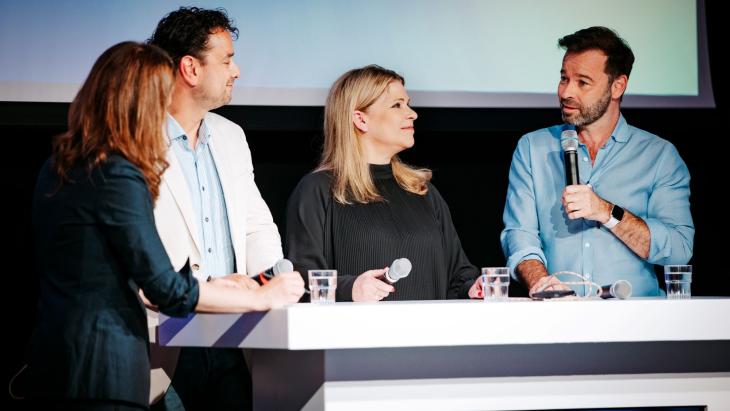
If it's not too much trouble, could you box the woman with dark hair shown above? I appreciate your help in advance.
[27,41,303,410]
[286,65,481,302]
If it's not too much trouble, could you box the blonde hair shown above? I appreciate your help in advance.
[52,42,174,201]
[318,65,431,204]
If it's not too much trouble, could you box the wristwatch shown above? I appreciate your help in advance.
[604,203,624,229]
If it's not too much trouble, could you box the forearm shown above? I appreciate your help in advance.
[610,209,650,259]
[195,281,268,313]
[516,259,549,291]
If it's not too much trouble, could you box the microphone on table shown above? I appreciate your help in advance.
[600,279,632,300]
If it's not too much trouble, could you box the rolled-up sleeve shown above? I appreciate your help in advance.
[645,144,694,265]
[501,136,547,278]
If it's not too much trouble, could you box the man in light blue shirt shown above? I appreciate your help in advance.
[501,27,694,297]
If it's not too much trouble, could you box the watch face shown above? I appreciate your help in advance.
[612,204,625,221]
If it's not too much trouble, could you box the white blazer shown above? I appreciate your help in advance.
[155,112,283,279]
[148,112,283,404]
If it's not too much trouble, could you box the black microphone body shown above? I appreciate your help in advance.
[564,150,580,186]
[600,280,632,299]
[561,130,580,186]
[255,258,294,284]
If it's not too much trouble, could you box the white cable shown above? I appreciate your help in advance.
[8,363,27,400]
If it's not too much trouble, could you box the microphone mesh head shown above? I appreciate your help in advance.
[611,280,633,300]
[273,258,294,275]
[389,258,412,281]
[560,130,579,152]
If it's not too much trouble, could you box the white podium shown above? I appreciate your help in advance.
[158,298,730,410]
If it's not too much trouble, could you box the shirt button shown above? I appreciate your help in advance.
[585,242,591,248]
[201,186,205,191]
[208,248,212,253]
[583,157,589,162]
[205,217,210,222]
[191,264,200,271]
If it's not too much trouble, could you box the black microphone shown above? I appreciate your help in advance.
[561,130,580,186]
[382,258,412,285]
[256,258,294,284]
[600,280,632,300]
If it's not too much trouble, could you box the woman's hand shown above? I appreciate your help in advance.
[352,268,394,302]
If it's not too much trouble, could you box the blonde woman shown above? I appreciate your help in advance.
[286,65,482,302]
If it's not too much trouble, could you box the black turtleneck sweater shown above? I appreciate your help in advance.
[285,164,478,301]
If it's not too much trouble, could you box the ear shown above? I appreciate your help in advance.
[353,110,368,133]
[178,55,200,87]
[611,74,628,100]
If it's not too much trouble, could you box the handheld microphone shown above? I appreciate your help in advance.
[600,280,632,300]
[560,130,580,186]
[383,258,412,285]
[257,258,294,285]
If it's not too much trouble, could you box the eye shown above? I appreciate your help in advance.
[392,102,402,108]
[560,76,568,83]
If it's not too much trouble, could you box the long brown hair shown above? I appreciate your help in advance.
[319,65,431,204]
[52,41,174,201]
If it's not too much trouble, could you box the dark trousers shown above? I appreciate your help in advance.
[155,347,252,411]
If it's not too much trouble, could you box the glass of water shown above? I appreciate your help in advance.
[308,270,337,303]
[482,267,510,301]
[664,265,692,299]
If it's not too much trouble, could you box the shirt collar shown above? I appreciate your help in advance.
[560,113,631,145]
[165,114,212,147]
[611,114,630,143]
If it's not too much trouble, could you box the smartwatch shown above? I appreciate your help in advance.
[604,203,624,229]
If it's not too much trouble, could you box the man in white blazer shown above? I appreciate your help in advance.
[148,7,283,411]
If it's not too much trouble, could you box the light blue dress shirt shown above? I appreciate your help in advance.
[501,115,694,296]
[166,115,235,279]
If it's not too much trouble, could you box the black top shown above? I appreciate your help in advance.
[29,155,199,406]
[285,163,478,301]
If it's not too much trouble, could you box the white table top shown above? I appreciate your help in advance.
[158,297,730,350]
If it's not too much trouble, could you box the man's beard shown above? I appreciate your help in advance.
[561,87,611,127]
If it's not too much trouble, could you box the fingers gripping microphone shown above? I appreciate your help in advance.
[600,280,632,300]
[383,258,412,285]
[561,130,580,186]
[257,258,294,285]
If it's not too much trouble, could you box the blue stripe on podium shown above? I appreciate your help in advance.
[213,311,266,347]
[158,313,196,346]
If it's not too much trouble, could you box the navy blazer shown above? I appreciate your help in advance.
[29,155,199,407]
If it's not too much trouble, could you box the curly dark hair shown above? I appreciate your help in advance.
[148,7,238,66]
[558,26,635,81]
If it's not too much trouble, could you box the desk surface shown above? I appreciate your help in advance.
[158,297,730,349]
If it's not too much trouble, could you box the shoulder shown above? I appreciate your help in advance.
[292,170,332,199]
[96,155,151,205]
[517,124,566,150]
[100,155,145,182]
[205,112,244,136]
[623,124,686,174]
[424,182,449,211]
[626,124,677,153]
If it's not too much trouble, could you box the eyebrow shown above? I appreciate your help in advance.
[392,97,411,104]
[560,69,595,82]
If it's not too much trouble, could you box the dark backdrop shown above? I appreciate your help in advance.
[3,2,728,406]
